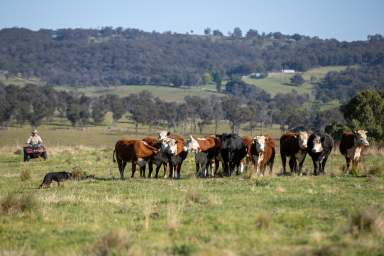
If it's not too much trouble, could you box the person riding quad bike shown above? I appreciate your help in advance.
[23,129,47,161]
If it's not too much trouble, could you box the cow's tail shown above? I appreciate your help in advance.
[113,149,116,163]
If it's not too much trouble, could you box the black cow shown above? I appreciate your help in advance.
[169,150,188,179]
[216,133,247,176]
[307,132,334,175]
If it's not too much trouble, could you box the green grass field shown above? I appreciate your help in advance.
[53,84,223,102]
[243,66,349,97]
[0,126,383,255]
[2,66,350,103]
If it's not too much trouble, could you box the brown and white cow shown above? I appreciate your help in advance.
[188,135,220,177]
[113,139,158,179]
[280,131,309,175]
[242,136,254,172]
[251,135,275,176]
[158,131,188,179]
[339,130,369,172]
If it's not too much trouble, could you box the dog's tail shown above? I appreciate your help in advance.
[113,149,116,163]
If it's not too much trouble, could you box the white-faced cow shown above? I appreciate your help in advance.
[113,139,158,179]
[339,130,369,172]
[250,135,275,176]
[158,131,188,179]
[280,131,309,175]
[307,132,333,175]
[188,135,220,177]
[242,136,254,172]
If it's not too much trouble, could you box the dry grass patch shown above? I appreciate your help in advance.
[166,203,183,233]
[19,168,31,181]
[347,207,384,237]
[0,193,38,216]
[255,212,272,230]
[91,229,135,256]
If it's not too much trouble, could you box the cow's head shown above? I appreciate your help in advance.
[253,135,266,153]
[159,130,170,141]
[187,135,200,152]
[354,129,369,146]
[297,131,309,150]
[311,135,323,153]
[161,137,177,155]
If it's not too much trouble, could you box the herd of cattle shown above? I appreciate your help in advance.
[112,129,370,179]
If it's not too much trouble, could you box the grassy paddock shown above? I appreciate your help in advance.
[0,127,383,255]
[0,120,283,148]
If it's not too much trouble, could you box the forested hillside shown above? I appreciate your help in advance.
[0,27,383,87]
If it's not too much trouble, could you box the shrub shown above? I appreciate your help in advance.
[91,229,133,256]
[255,212,271,230]
[71,166,87,180]
[1,193,38,215]
[20,169,31,181]
[347,207,384,237]
[367,165,383,177]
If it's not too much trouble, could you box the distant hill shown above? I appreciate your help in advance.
[0,28,383,87]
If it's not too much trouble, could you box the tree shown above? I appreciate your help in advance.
[222,97,250,133]
[232,27,243,38]
[290,74,305,86]
[204,28,211,36]
[341,90,384,140]
[246,29,259,38]
[91,97,107,125]
[212,29,223,37]
[212,71,222,92]
[104,95,126,125]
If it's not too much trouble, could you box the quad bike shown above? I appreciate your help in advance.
[23,144,48,161]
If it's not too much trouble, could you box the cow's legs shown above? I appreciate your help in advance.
[260,164,266,176]
[313,160,319,176]
[281,154,287,175]
[168,163,174,178]
[117,159,126,180]
[268,157,274,176]
[163,163,168,178]
[148,160,153,178]
[195,162,200,177]
[154,163,162,178]
[345,157,351,173]
[289,157,296,174]
[140,165,146,178]
[297,156,306,175]
[176,164,182,179]
[213,158,219,177]
[321,156,328,175]
[131,161,136,178]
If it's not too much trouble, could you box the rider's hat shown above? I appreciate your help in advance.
[32,129,38,134]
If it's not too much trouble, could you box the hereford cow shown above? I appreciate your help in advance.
[280,131,309,175]
[307,132,333,175]
[250,135,275,176]
[339,130,369,172]
[216,133,247,176]
[158,131,188,179]
[113,139,158,179]
[188,135,220,177]
[242,136,254,172]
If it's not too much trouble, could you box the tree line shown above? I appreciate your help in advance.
[0,28,383,87]
[1,82,382,140]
